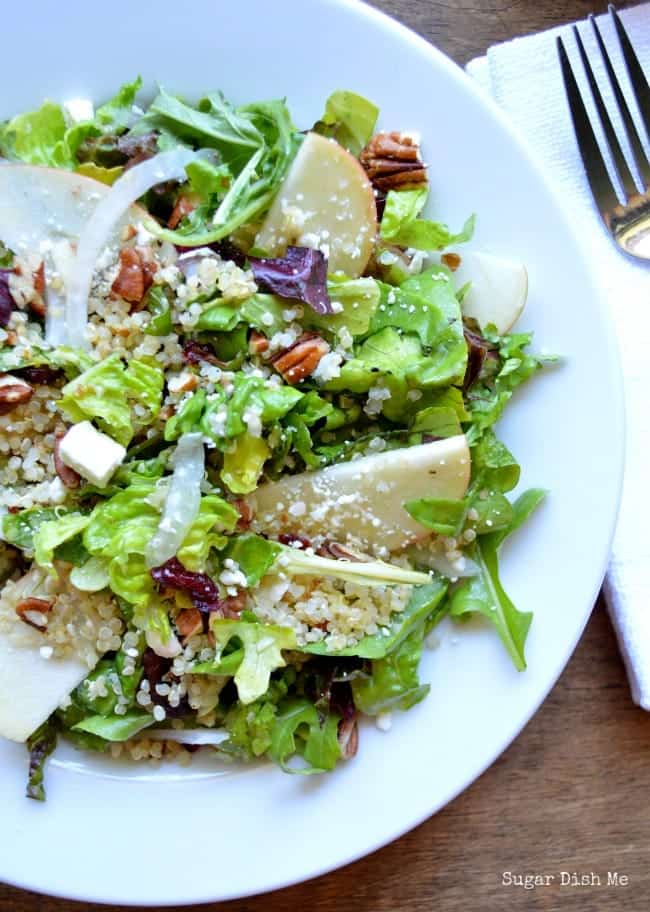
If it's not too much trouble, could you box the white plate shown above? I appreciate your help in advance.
[0,0,623,904]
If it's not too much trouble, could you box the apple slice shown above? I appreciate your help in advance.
[248,435,470,552]
[0,639,95,742]
[0,163,144,253]
[255,132,377,278]
[445,250,528,335]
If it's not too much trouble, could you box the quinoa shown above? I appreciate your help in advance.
[248,573,412,651]
[0,564,122,667]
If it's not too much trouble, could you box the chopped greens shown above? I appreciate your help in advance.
[0,80,552,797]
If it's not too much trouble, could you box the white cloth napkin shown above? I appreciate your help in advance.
[466,4,650,708]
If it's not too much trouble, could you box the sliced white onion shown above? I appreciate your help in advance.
[176,247,216,279]
[65,148,199,349]
[134,728,229,745]
[145,432,205,569]
[145,627,183,659]
[45,240,75,346]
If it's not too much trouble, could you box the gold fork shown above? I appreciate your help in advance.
[558,5,650,260]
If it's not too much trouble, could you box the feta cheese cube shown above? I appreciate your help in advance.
[58,421,126,488]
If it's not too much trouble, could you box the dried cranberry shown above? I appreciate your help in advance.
[142,648,172,688]
[16,365,63,385]
[182,340,224,367]
[150,558,222,614]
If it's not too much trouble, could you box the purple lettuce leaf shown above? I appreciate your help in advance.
[0,270,14,327]
[249,246,332,315]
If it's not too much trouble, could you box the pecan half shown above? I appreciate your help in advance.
[232,499,254,531]
[111,247,155,305]
[175,608,203,640]
[221,591,247,619]
[16,597,54,631]
[249,330,269,355]
[168,193,199,230]
[0,374,33,415]
[317,541,370,562]
[441,252,462,272]
[360,131,427,192]
[12,258,46,316]
[338,716,359,760]
[53,429,81,489]
[271,332,329,385]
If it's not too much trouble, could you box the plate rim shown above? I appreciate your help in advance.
[0,0,625,903]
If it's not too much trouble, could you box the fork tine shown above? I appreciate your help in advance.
[609,5,650,142]
[557,35,619,216]
[573,24,637,200]
[590,14,650,188]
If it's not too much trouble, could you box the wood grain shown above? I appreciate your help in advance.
[2,2,647,910]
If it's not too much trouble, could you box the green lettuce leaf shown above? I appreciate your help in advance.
[312,89,378,155]
[71,711,153,742]
[209,618,297,704]
[74,643,144,717]
[380,187,475,251]
[220,433,270,494]
[83,483,160,607]
[307,276,381,337]
[222,533,281,587]
[176,495,239,571]
[58,354,163,446]
[93,77,142,133]
[0,101,76,167]
[449,489,546,670]
[33,513,91,574]
[0,344,93,378]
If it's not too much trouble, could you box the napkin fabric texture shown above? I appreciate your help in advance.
[466,4,650,708]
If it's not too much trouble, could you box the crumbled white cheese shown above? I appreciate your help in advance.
[58,422,126,488]
[312,351,343,384]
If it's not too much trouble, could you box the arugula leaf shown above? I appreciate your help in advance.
[466,329,556,443]
[145,92,300,246]
[404,498,467,536]
[449,489,546,670]
[303,580,447,658]
[312,89,378,155]
[380,187,475,251]
[352,627,430,715]
[269,698,341,773]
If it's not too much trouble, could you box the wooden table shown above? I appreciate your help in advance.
[2,2,648,910]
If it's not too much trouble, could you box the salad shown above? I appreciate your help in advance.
[0,80,552,799]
